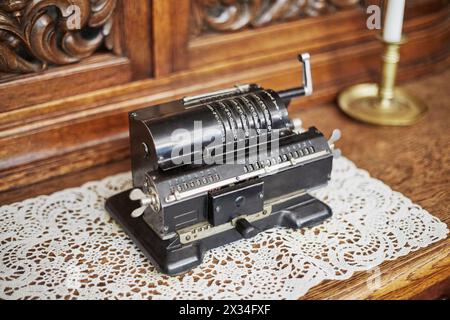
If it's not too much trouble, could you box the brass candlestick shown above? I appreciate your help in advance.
[338,37,428,126]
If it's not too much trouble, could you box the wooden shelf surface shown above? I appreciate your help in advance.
[1,68,449,300]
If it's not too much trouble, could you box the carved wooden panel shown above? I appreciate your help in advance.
[191,0,362,36]
[0,0,117,75]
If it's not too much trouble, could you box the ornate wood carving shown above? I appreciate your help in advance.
[0,0,117,74]
[191,0,362,36]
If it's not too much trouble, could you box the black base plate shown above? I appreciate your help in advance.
[105,190,332,275]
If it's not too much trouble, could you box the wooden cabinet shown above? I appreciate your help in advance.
[0,0,449,196]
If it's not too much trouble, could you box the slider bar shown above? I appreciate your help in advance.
[183,84,253,106]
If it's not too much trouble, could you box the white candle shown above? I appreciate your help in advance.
[383,0,406,43]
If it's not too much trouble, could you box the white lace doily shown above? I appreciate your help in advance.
[0,157,447,300]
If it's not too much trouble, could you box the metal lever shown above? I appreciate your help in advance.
[328,129,342,159]
[278,53,313,101]
[328,129,341,146]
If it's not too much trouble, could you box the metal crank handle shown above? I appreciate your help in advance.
[278,53,313,101]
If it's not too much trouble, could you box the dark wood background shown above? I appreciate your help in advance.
[1,0,449,196]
